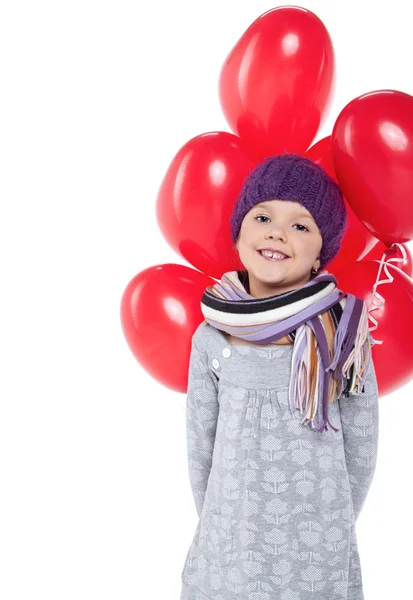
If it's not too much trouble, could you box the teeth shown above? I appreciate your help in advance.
[260,250,288,260]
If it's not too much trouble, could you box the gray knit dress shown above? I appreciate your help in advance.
[180,320,379,600]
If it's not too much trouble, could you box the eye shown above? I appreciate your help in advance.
[293,223,309,232]
[255,215,309,231]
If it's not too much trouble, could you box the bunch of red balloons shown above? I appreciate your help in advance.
[120,6,413,397]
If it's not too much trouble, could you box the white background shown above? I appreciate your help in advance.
[1,1,412,598]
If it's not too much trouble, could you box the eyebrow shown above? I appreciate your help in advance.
[253,202,314,221]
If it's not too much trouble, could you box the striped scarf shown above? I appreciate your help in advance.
[200,269,373,433]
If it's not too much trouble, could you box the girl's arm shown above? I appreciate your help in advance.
[338,342,379,523]
[185,337,219,518]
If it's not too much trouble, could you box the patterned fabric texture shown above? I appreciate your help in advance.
[180,321,379,600]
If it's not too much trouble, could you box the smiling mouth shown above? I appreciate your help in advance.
[257,250,291,262]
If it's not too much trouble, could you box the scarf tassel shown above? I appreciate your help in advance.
[334,303,371,396]
[290,305,371,433]
[289,326,339,433]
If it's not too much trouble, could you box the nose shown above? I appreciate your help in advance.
[265,223,287,241]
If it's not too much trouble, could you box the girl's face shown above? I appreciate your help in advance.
[235,199,323,298]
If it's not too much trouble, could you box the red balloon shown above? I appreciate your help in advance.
[120,264,216,392]
[360,241,413,278]
[332,89,413,246]
[305,136,378,271]
[219,7,335,160]
[156,131,257,280]
[333,260,413,396]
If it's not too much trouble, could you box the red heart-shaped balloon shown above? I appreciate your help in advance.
[332,89,413,246]
[155,131,257,280]
[120,263,215,392]
[219,6,335,160]
[334,259,413,396]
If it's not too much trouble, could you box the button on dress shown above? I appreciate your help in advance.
[180,321,379,600]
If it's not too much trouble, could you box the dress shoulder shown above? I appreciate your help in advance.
[191,320,210,348]
[192,320,221,345]
[191,320,229,363]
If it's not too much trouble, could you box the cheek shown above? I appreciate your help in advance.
[239,222,256,244]
[296,235,322,255]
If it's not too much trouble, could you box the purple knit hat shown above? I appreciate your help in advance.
[230,153,347,270]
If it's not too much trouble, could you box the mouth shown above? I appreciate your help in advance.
[257,250,291,262]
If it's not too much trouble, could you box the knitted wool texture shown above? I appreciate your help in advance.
[230,153,348,270]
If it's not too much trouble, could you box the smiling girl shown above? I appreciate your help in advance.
[180,153,379,600]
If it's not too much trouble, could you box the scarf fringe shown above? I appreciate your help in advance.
[290,301,371,432]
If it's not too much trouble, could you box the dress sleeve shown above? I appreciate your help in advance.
[185,337,219,518]
[338,342,380,523]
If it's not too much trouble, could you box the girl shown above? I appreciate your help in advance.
[180,153,379,600]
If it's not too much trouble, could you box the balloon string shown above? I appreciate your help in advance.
[367,243,407,345]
